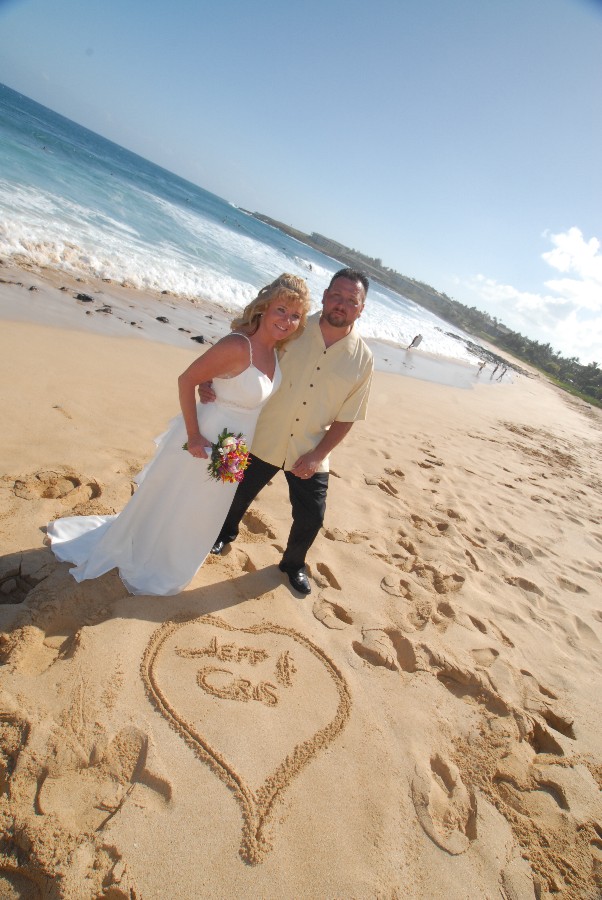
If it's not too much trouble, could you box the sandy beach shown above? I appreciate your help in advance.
[1,266,601,899]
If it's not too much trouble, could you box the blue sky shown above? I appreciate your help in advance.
[1,0,601,363]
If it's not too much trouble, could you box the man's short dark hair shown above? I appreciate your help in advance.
[329,268,369,296]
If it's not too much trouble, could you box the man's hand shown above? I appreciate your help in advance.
[290,422,354,478]
[290,451,322,479]
[198,380,216,404]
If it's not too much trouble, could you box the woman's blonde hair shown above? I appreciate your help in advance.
[231,273,311,345]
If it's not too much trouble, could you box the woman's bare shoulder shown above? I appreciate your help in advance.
[220,331,251,346]
[207,332,251,376]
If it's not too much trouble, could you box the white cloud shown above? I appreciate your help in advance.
[541,227,602,312]
[464,228,602,364]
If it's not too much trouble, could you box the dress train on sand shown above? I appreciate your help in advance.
[47,350,280,595]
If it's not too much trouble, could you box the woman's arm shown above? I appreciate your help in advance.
[178,335,248,458]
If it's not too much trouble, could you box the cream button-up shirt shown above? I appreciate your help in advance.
[251,312,373,473]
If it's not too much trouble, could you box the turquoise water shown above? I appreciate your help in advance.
[0,82,476,362]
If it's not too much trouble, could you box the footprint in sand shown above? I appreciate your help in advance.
[462,532,487,550]
[464,549,480,571]
[1,579,116,675]
[419,645,509,714]
[537,707,576,741]
[323,527,368,544]
[314,562,342,590]
[0,549,57,605]
[453,612,515,649]
[0,866,59,899]
[380,573,411,598]
[441,507,465,522]
[524,717,566,756]
[227,547,258,573]
[519,669,557,700]
[11,469,101,504]
[364,474,399,497]
[411,562,465,595]
[411,754,477,855]
[396,533,418,556]
[436,599,456,622]
[503,575,544,597]
[351,627,420,673]
[470,647,500,667]
[410,514,451,537]
[571,614,599,645]
[352,628,399,671]
[312,594,353,630]
[418,454,444,469]
[486,620,515,648]
[468,615,488,634]
[557,576,588,594]
[240,510,276,541]
[495,533,535,562]
[37,725,171,832]
[384,467,405,479]
[379,575,436,631]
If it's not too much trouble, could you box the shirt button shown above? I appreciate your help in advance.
[303,401,307,405]
[295,418,299,422]
[310,384,314,387]
[317,367,321,370]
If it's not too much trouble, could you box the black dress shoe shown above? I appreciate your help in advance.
[210,539,226,555]
[279,562,311,595]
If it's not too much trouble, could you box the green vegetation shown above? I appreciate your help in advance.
[252,213,602,407]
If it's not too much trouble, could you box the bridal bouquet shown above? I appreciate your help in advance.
[183,429,250,484]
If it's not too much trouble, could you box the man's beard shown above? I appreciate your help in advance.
[322,309,350,328]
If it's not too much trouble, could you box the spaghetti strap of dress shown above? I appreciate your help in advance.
[231,332,252,367]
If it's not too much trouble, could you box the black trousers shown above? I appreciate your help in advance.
[216,454,329,571]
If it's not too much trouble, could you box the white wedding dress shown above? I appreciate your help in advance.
[47,338,280,596]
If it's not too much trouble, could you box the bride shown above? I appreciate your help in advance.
[47,274,311,596]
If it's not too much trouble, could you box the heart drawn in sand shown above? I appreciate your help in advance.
[141,615,351,864]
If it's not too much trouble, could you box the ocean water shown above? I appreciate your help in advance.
[0,83,477,363]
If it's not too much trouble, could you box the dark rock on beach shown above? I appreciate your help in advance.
[442,330,531,377]
[76,292,95,302]
[191,335,205,343]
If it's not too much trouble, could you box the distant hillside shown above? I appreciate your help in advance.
[251,212,602,406]
[251,212,455,319]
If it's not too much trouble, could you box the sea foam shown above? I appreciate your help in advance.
[0,85,477,364]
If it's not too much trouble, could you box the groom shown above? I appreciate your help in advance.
[204,268,373,595]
